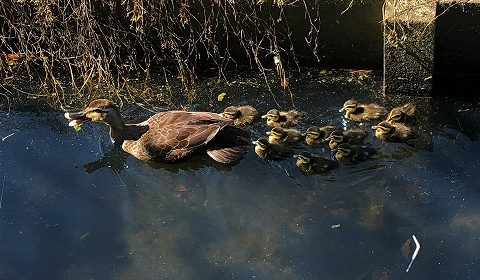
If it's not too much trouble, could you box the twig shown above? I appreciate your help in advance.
[406,234,420,272]
[2,133,14,141]
[0,175,5,209]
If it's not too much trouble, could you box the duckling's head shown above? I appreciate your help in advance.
[372,121,394,135]
[268,127,287,141]
[305,126,322,139]
[339,99,358,113]
[252,138,270,151]
[65,99,123,127]
[335,143,352,157]
[293,151,313,164]
[326,130,344,149]
[261,109,280,121]
[223,106,240,119]
[386,107,403,123]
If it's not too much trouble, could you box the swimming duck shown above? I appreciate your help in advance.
[267,127,303,145]
[222,105,259,126]
[325,128,368,150]
[294,152,339,174]
[372,121,413,143]
[339,99,386,122]
[334,143,376,164]
[261,109,304,128]
[304,125,339,147]
[386,102,416,124]
[64,99,250,164]
[252,138,290,160]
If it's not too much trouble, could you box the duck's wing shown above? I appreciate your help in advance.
[146,110,226,126]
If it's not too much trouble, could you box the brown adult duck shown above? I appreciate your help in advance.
[222,105,259,126]
[386,102,416,124]
[64,99,249,164]
[294,152,339,174]
[304,125,339,147]
[372,121,413,143]
[252,138,290,160]
[325,128,368,150]
[261,109,304,128]
[334,143,376,164]
[339,99,386,122]
[267,127,303,145]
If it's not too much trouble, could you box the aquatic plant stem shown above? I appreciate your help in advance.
[406,234,420,272]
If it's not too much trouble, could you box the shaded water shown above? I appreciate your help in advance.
[1,71,480,279]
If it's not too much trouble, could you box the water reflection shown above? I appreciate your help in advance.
[1,74,480,279]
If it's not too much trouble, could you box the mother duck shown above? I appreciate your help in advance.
[65,99,250,164]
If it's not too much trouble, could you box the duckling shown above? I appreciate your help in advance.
[372,121,413,142]
[325,128,368,150]
[261,109,304,128]
[339,99,386,122]
[386,102,416,124]
[267,127,303,145]
[334,143,376,164]
[304,125,339,147]
[252,138,290,160]
[222,105,259,126]
[294,152,339,174]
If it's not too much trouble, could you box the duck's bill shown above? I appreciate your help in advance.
[251,140,257,145]
[371,125,378,130]
[293,154,300,158]
[64,111,90,126]
[338,108,345,112]
[261,114,267,119]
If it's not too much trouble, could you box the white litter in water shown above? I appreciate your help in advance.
[406,235,420,272]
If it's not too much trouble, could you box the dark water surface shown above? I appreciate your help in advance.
[1,71,480,279]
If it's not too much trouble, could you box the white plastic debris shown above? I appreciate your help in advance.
[406,235,420,272]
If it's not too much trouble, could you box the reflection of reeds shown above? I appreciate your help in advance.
[0,0,320,108]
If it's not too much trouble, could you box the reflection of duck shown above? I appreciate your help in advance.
[222,105,259,126]
[267,127,303,144]
[386,102,416,124]
[334,143,376,164]
[305,125,339,147]
[294,152,338,174]
[261,109,303,128]
[252,138,290,159]
[372,121,413,143]
[65,99,249,164]
[339,99,386,122]
[326,128,368,149]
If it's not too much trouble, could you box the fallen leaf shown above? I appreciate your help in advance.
[175,185,188,192]
[6,53,19,61]
[217,92,227,102]
[400,238,412,259]
[73,124,82,131]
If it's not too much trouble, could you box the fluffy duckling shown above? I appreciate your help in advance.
[222,105,259,126]
[252,138,290,160]
[339,99,386,122]
[372,121,413,142]
[304,125,339,147]
[261,109,304,128]
[267,127,303,145]
[325,128,368,149]
[334,143,376,164]
[294,152,339,174]
[386,102,416,124]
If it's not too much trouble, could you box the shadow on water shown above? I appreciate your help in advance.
[1,70,480,279]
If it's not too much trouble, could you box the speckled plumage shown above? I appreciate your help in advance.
[340,99,386,122]
[65,99,249,164]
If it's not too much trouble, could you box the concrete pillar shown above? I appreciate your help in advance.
[383,0,437,95]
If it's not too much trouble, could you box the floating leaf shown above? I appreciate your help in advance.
[73,124,82,131]
[331,224,341,229]
[217,92,227,102]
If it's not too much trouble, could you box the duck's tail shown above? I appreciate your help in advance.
[207,126,250,163]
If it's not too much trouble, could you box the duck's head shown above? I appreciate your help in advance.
[372,121,394,136]
[65,99,123,127]
[222,106,240,119]
[252,138,270,151]
[267,127,287,141]
[261,109,280,121]
[305,126,322,139]
[339,99,358,113]
[293,151,313,164]
[326,130,344,149]
[334,143,352,158]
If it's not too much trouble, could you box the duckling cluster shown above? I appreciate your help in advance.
[224,99,416,175]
